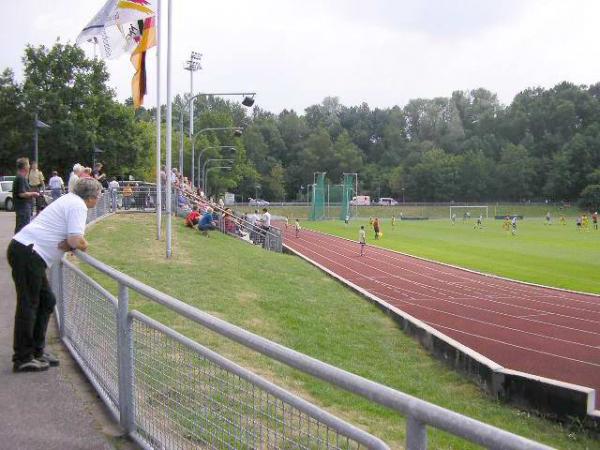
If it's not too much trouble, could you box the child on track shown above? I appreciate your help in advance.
[294,219,301,238]
[359,225,366,256]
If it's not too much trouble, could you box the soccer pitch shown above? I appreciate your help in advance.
[302,217,600,294]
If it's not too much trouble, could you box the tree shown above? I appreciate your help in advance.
[578,184,600,211]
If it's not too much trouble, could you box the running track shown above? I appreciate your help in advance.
[280,226,600,414]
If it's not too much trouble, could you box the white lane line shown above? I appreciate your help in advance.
[370,290,600,351]
[288,235,600,327]
[297,230,600,316]
[286,235,600,338]
[292,228,600,310]
[426,321,600,368]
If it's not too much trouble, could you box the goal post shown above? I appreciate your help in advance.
[449,205,489,220]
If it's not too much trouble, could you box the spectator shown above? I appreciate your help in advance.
[7,177,102,372]
[108,177,119,211]
[81,167,93,179]
[28,161,46,216]
[198,207,216,236]
[261,207,271,230]
[92,163,107,188]
[48,170,65,201]
[12,157,40,233]
[68,164,83,193]
[185,205,201,227]
[122,183,133,209]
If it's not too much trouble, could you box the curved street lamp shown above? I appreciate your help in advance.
[205,166,232,197]
[191,127,242,186]
[196,145,237,189]
[203,158,234,193]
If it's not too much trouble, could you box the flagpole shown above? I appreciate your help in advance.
[155,0,162,241]
[165,0,173,258]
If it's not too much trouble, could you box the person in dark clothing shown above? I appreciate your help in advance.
[12,157,40,234]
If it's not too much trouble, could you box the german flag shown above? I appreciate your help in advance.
[131,16,156,109]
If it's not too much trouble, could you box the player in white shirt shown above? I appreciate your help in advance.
[359,225,366,256]
[7,178,101,372]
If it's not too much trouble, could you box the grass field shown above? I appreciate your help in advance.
[302,217,600,294]
[256,202,588,221]
[82,214,599,449]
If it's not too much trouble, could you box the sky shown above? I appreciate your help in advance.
[1,0,600,114]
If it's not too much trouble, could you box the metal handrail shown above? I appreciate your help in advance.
[73,248,552,450]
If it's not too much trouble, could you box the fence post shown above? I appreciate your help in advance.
[117,282,135,433]
[406,415,427,450]
[56,260,66,337]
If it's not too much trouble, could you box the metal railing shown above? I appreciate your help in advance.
[47,202,554,450]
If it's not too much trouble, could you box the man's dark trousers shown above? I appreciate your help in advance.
[14,204,32,234]
[7,239,56,364]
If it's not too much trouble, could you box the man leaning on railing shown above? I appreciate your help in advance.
[6,177,102,372]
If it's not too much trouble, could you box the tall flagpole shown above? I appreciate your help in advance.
[155,0,162,240]
[165,0,173,258]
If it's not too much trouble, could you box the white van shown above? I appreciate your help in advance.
[377,197,398,206]
[350,195,371,206]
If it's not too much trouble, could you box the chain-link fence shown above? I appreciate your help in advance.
[48,196,553,450]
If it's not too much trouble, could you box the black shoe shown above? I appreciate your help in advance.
[13,358,50,372]
[35,352,60,367]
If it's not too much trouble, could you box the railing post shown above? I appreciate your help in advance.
[117,283,135,433]
[406,415,427,450]
[49,261,66,337]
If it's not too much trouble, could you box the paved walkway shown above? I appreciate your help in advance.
[0,212,132,450]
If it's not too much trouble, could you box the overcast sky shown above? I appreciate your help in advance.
[1,0,600,113]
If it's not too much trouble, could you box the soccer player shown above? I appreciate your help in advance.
[474,214,483,229]
[344,214,350,225]
[576,215,582,230]
[373,217,380,240]
[391,215,396,228]
[559,215,566,226]
[545,211,552,225]
[511,216,518,235]
[451,213,456,226]
[502,216,510,232]
[358,225,366,256]
[593,211,598,230]
[294,219,301,238]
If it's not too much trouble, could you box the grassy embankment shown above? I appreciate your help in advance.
[82,214,599,449]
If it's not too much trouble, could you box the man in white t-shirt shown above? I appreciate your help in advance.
[108,177,120,211]
[261,208,271,229]
[7,178,101,372]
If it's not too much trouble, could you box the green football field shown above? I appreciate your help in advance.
[302,217,600,294]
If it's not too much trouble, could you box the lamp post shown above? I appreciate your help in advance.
[179,52,202,177]
[196,145,237,190]
[205,166,232,197]
[191,127,241,187]
[203,158,234,194]
[33,113,51,164]
[183,91,254,184]
[92,146,104,168]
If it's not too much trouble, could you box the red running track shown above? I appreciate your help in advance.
[280,226,600,412]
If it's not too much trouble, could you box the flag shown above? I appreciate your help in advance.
[130,16,156,109]
[77,0,155,60]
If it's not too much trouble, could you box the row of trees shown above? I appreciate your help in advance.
[1,41,599,208]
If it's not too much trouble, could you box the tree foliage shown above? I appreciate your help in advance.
[2,42,600,205]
